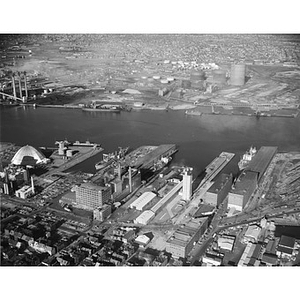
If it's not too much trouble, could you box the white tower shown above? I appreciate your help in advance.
[31,176,35,194]
[182,167,193,201]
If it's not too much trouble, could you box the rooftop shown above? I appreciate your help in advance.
[78,182,109,192]
[230,171,257,195]
[246,146,277,176]
[207,173,232,194]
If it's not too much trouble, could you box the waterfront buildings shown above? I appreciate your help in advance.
[228,171,258,211]
[245,146,277,182]
[11,145,47,166]
[74,183,111,211]
[204,173,232,207]
[182,168,193,201]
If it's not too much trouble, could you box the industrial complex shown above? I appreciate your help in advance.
[1,138,299,267]
[1,34,300,267]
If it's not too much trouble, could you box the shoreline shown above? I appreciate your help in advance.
[1,102,299,118]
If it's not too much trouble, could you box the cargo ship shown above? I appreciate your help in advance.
[95,146,129,170]
[238,146,257,171]
[82,106,121,113]
[185,110,202,116]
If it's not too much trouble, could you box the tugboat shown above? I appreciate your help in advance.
[238,146,257,171]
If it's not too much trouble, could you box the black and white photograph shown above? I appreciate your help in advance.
[0,1,299,299]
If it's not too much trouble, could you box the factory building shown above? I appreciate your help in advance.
[134,210,155,225]
[204,173,233,207]
[243,224,262,243]
[217,234,235,252]
[182,168,193,201]
[74,183,111,211]
[129,191,156,211]
[276,235,296,258]
[230,64,246,86]
[166,218,208,258]
[93,204,112,222]
[245,146,277,182]
[228,171,258,211]
[15,185,34,199]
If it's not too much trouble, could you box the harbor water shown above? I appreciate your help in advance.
[1,106,300,178]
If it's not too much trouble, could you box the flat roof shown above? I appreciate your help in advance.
[207,173,232,194]
[79,182,108,192]
[279,235,295,249]
[230,171,257,195]
[246,146,277,176]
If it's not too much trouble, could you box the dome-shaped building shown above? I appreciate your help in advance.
[11,145,46,166]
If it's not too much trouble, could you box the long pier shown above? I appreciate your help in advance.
[194,151,235,193]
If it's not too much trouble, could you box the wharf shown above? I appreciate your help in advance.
[42,146,103,177]
[196,152,235,190]
[126,144,177,169]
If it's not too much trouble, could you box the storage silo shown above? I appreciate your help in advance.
[212,70,227,85]
[230,64,246,86]
[190,71,205,82]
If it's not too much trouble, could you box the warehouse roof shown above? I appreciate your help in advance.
[130,191,156,210]
[246,146,277,176]
[135,210,155,225]
[207,173,232,194]
[230,171,257,195]
[278,235,295,249]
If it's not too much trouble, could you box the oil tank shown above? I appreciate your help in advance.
[190,71,205,81]
[212,70,227,85]
[191,80,205,90]
[181,79,191,88]
[230,64,246,86]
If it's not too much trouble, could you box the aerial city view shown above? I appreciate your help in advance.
[1,34,300,267]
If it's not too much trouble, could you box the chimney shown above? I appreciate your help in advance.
[24,72,28,99]
[18,73,22,98]
[129,167,132,193]
[12,75,17,100]
[118,163,121,180]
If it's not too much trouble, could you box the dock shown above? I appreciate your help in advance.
[196,152,235,190]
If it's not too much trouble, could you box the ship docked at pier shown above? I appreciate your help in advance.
[238,146,257,171]
[95,147,129,170]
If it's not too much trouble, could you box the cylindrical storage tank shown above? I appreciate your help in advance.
[212,70,227,85]
[191,80,205,90]
[190,71,205,81]
[230,64,246,86]
[181,79,191,88]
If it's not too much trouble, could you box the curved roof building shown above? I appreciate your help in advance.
[11,145,46,166]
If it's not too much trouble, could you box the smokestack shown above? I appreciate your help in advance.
[24,72,28,99]
[18,72,22,98]
[118,163,121,180]
[31,176,35,194]
[129,167,132,193]
[12,75,17,100]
